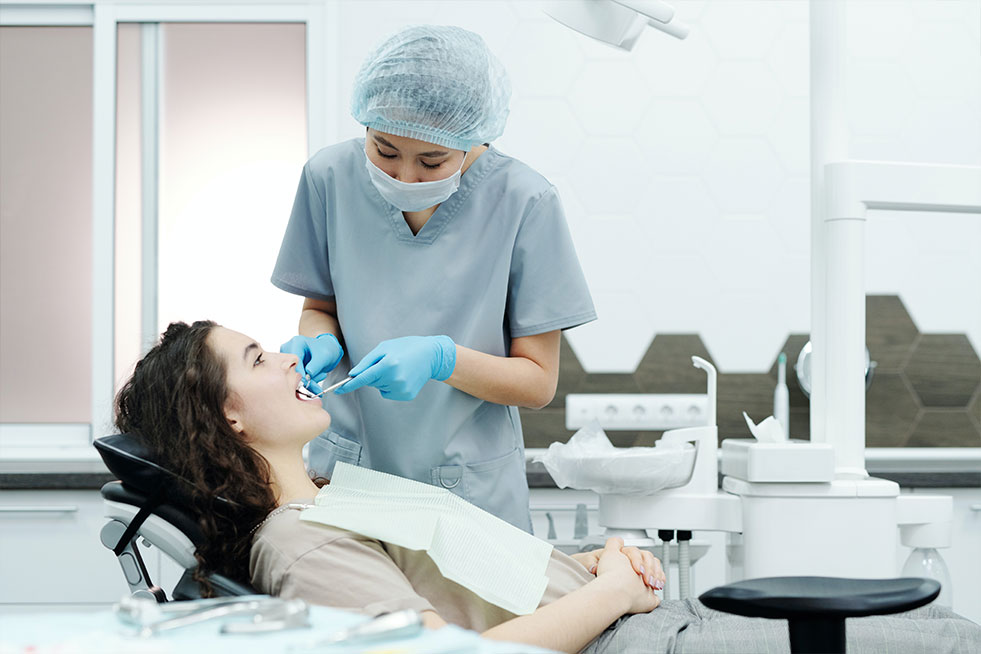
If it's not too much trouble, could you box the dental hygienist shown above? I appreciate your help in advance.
[271,25,595,531]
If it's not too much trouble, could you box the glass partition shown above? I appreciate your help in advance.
[0,26,93,424]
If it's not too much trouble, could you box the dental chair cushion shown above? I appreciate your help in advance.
[101,480,204,546]
[699,576,941,619]
[94,433,192,503]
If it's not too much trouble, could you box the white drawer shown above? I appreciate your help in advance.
[0,490,131,604]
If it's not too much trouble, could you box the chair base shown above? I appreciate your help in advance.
[789,618,845,654]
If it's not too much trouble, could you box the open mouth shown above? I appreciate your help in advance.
[295,379,320,402]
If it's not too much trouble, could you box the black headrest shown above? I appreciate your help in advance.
[94,433,191,502]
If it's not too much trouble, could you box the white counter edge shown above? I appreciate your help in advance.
[527,447,981,474]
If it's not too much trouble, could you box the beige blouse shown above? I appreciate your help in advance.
[249,502,594,632]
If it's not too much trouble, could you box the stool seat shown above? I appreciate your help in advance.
[700,576,940,654]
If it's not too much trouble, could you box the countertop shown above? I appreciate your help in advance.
[2,447,979,490]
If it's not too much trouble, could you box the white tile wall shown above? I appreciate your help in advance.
[329,0,981,373]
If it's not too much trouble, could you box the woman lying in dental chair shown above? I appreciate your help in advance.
[114,321,980,654]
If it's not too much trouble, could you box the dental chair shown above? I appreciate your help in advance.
[700,575,941,654]
[94,433,258,602]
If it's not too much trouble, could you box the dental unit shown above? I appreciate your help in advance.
[544,0,981,598]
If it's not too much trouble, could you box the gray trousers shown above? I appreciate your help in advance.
[582,599,981,654]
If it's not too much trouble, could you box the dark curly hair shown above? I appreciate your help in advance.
[114,320,278,593]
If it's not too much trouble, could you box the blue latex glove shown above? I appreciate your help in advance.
[335,335,456,401]
[280,333,344,393]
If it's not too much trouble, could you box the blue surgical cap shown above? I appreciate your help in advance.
[351,25,511,152]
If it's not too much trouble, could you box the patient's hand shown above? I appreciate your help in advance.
[574,540,665,591]
[594,537,661,614]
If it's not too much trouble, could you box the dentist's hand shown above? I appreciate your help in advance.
[280,333,344,392]
[335,335,456,401]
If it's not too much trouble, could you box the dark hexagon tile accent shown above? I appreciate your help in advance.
[634,335,714,394]
[866,295,919,372]
[769,334,810,409]
[905,334,981,407]
[789,407,810,440]
[866,373,920,447]
[519,408,570,448]
[547,335,587,409]
[906,411,981,448]
[970,390,981,428]
[580,372,642,395]
[718,374,774,442]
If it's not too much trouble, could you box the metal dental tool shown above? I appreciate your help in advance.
[296,609,423,650]
[299,376,353,399]
[116,595,310,637]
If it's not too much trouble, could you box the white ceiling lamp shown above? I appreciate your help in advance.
[543,0,690,50]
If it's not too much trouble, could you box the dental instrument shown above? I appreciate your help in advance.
[308,609,422,648]
[116,594,310,637]
[316,377,353,396]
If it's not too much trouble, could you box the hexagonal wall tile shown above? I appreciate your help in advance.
[905,334,981,407]
[564,290,657,373]
[631,26,718,96]
[866,373,920,448]
[704,138,784,213]
[568,138,647,214]
[718,373,774,440]
[970,390,981,427]
[634,334,715,394]
[766,21,808,98]
[499,98,584,177]
[504,19,584,97]
[907,411,981,447]
[636,100,718,174]
[845,0,914,59]
[700,0,786,59]
[766,97,809,175]
[699,290,790,373]
[702,61,784,136]
[568,60,655,135]
[704,215,787,293]
[641,176,720,250]
[767,175,810,255]
[866,296,919,372]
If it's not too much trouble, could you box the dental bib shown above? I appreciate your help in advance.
[300,462,552,615]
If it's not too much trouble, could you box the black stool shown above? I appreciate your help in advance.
[699,576,940,654]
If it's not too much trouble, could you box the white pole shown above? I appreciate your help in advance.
[809,0,849,448]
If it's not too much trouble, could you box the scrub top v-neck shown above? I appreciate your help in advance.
[272,138,596,531]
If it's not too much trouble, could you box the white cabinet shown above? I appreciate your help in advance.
[0,490,130,605]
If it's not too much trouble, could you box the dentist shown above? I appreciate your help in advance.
[272,25,595,531]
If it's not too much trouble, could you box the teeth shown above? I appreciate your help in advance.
[295,381,319,400]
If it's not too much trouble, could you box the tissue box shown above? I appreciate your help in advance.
[721,439,835,483]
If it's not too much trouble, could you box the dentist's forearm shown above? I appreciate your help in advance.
[298,300,342,342]
[446,344,557,409]
[481,576,629,653]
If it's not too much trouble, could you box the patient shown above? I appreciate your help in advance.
[115,321,980,654]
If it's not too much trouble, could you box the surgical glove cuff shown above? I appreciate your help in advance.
[432,335,456,382]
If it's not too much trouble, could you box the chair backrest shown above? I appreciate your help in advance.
[94,433,193,503]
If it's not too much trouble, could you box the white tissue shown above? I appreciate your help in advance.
[535,420,696,495]
[743,411,788,442]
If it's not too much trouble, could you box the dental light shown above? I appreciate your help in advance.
[543,0,690,50]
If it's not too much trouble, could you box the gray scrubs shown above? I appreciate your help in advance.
[272,138,596,531]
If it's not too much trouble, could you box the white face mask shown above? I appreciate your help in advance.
[364,154,464,212]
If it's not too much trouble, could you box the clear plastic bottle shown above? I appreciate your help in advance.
[901,547,952,607]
